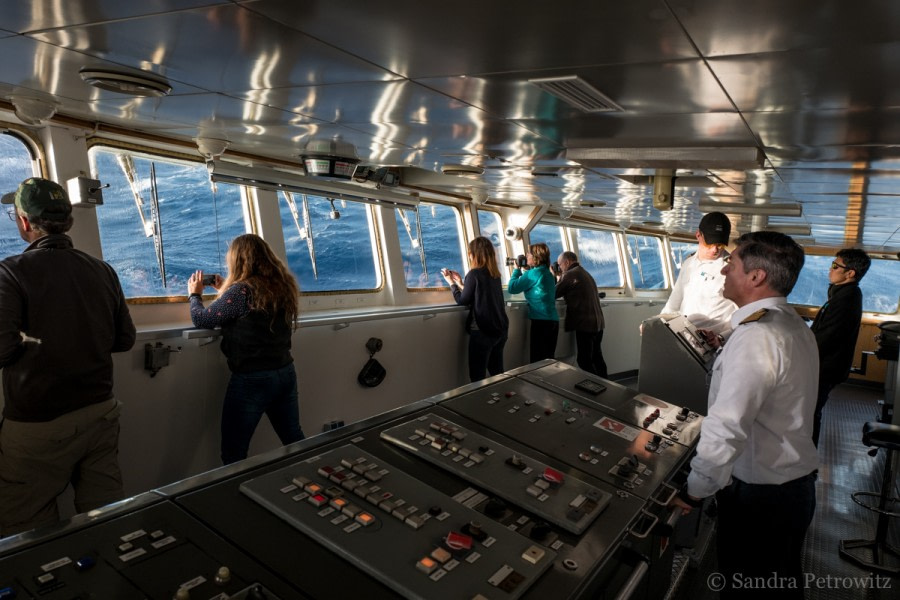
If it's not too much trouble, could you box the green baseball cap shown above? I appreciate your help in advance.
[1,177,72,221]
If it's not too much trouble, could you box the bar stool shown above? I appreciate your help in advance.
[839,421,900,575]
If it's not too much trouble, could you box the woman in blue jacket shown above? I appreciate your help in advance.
[507,242,559,362]
[442,236,509,381]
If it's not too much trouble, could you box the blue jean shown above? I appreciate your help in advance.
[468,330,507,381]
[221,363,304,464]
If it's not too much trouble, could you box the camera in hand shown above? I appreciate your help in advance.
[505,255,527,268]
[551,262,561,275]
[201,274,219,286]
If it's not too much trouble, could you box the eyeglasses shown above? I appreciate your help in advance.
[831,261,850,271]
[6,208,17,222]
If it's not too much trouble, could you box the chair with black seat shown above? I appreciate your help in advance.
[839,421,900,575]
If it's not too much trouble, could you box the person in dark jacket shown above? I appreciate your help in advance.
[0,178,135,537]
[810,248,870,447]
[442,236,509,381]
[188,233,304,464]
[555,251,607,377]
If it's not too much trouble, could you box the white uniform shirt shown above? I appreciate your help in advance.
[661,252,736,334]
[686,296,819,499]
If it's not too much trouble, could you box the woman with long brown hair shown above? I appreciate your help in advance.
[187,234,304,464]
[441,236,509,381]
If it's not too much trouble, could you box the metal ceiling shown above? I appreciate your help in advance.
[1,0,899,251]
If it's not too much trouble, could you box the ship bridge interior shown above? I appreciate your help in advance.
[0,0,898,253]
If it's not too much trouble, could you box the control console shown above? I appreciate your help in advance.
[380,413,611,534]
[441,378,689,501]
[239,443,555,600]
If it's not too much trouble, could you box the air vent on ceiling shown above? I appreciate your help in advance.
[79,68,172,97]
[529,75,623,113]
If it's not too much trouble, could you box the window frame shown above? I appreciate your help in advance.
[623,231,668,292]
[475,208,510,285]
[789,248,900,315]
[87,140,250,304]
[398,200,468,292]
[276,190,385,295]
[569,224,626,291]
[0,127,46,260]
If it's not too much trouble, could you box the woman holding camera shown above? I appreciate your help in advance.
[442,237,509,381]
[187,234,304,464]
[508,242,559,362]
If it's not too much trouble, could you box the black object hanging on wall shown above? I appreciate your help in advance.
[358,337,386,387]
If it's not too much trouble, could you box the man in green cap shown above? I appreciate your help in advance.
[0,177,135,537]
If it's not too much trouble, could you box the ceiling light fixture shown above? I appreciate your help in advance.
[698,200,802,217]
[567,146,764,170]
[9,95,57,125]
[207,160,419,209]
[759,224,812,236]
[196,137,230,160]
[79,68,172,97]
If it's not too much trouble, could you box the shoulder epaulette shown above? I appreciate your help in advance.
[739,308,768,325]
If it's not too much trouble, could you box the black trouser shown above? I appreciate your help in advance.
[575,329,607,377]
[715,473,816,600]
[529,319,559,363]
[467,329,507,382]
[812,378,836,447]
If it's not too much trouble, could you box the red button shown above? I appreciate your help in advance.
[542,467,564,484]
[445,531,473,551]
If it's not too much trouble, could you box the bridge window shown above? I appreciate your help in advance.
[396,202,465,288]
[278,193,381,292]
[477,209,509,284]
[789,254,900,314]
[625,233,665,290]
[530,223,565,261]
[0,132,39,260]
[573,228,623,287]
[89,147,246,299]
[670,240,698,281]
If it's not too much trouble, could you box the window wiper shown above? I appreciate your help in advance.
[282,191,318,280]
[115,153,153,237]
[398,206,427,280]
[149,163,166,287]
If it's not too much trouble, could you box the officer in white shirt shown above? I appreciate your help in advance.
[671,231,818,600]
[661,211,737,335]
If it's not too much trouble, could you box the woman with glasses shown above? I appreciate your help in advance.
[508,242,559,362]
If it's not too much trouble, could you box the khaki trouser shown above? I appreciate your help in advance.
[0,398,123,537]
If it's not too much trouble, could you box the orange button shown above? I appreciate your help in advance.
[356,512,375,526]
[416,557,437,574]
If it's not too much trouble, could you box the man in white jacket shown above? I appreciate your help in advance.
[660,211,737,335]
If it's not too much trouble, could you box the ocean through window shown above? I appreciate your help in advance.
[626,233,665,290]
[90,147,245,299]
[396,203,465,288]
[0,133,38,260]
[278,192,381,292]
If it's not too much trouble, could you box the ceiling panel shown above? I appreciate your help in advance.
[247,0,700,79]
[31,4,400,92]
[0,0,234,32]
[0,0,896,251]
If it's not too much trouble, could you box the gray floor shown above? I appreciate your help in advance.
[672,382,899,599]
